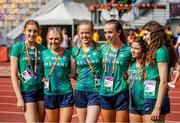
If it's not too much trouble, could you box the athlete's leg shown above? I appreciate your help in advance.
[76,107,87,122]
[60,106,74,122]
[24,102,37,122]
[36,101,45,122]
[101,109,116,122]
[86,105,101,122]
[45,108,59,122]
[116,110,129,122]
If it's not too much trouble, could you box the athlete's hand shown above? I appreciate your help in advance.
[151,107,161,121]
[17,98,25,111]
[42,77,45,82]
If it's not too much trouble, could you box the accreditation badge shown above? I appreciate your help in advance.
[44,78,49,91]
[104,76,114,91]
[144,80,156,96]
[20,68,34,83]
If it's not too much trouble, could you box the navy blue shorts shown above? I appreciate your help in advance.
[44,92,74,109]
[74,90,100,108]
[21,88,44,103]
[100,89,129,111]
[143,97,170,115]
[129,109,145,115]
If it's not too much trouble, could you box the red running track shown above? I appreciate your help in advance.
[0,77,179,122]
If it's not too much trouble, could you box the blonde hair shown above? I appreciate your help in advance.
[46,27,63,48]
[46,27,63,42]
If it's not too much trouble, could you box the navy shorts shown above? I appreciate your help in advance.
[129,109,145,115]
[74,90,100,108]
[100,89,129,111]
[21,88,44,103]
[44,92,74,109]
[143,97,170,115]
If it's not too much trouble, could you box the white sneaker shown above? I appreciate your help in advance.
[168,81,176,88]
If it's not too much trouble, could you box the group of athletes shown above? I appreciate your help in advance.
[10,19,178,122]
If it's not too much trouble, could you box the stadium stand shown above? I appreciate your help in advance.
[0,0,49,32]
[2,0,180,42]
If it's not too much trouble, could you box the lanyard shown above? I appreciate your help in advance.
[104,44,122,76]
[130,67,141,89]
[81,46,98,80]
[49,48,65,77]
[25,41,38,75]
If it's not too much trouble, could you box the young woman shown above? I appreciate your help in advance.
[71,20,102,122]
[100,19,132,122]
[42,27,74,122]
[10,20,46,122]
[129,37,147,122]
[142,21,178,122]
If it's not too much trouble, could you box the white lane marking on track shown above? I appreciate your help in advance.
[170,111,180,114]
[169,91,180,93]
[0,85,12,87]
[0,95,16,98]
[0,111,23,114]
[170,103,180,105]
[169,97,180,99]
[0,103,16,105]
[166,121,180,123]
[0,89,14,91]
[0,90,14,92]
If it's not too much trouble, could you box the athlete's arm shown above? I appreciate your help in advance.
[69,56,77,78]
[151,62,168,121]
[11,56,25,111]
